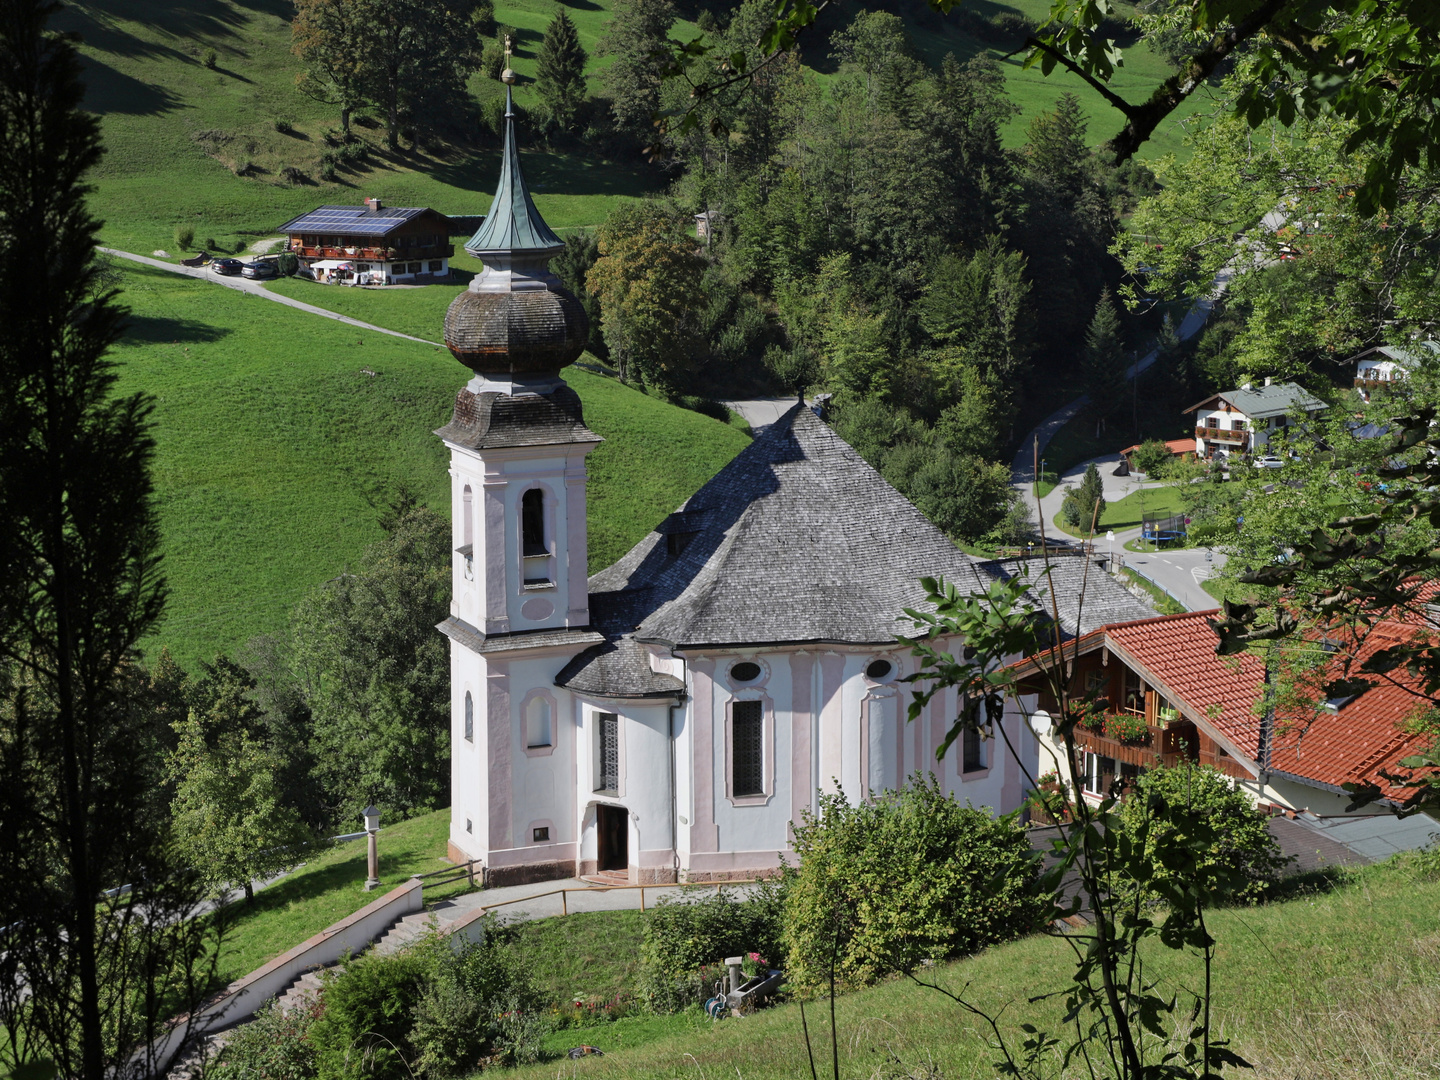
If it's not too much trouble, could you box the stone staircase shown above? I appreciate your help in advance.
[372,898,474,955]
[580,869,630,887]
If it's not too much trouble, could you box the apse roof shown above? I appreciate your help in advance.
[582,404,1152,651]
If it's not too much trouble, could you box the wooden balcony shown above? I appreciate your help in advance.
[289,242,454,261]
[1195,426,1248,448]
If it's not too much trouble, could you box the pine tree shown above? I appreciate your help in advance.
[596,0,675,141]
[1083,287,1128,426]
[536,8,588,134]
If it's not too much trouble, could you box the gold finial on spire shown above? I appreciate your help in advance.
[500,34,516,84]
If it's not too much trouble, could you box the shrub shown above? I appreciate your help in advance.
[280,165,307,184]
[783,777,1046,992]
[319,160,337,182]
[671,395,731,424]
[204,237,218,251]
[173,225,195,252]
[639,880,786,1013]
[309,948,433,1080]
[203,49,217,69]
[274,117,296,135]
[1115,762,1289,906]
[276,252,300,277]
[1130,438,1176,477]
[211,995,320,1080]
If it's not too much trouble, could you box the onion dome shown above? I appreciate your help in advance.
[444,82,588,383]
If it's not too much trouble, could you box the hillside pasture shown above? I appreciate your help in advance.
[61,0,1205,261]
[113,262,750,669]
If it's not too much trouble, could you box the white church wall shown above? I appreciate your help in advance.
[448,644,489,864]
[708,654,795,867]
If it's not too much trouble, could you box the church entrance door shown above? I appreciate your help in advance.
[596,805,628,872]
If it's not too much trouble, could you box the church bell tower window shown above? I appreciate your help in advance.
[521,488,552,587]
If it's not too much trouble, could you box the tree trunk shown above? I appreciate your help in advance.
[244,880,254,902]
[387,61,399,150]
[340,104,350,134]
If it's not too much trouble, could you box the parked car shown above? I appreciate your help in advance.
[210,258,243,276]
[241,259,278,280]
[1253,455,1285,469]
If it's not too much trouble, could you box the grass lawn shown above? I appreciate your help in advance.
[113,262,750,669]
[506,909,647,1008]
[491,858,1440,1079]
[1051,485,1185,537]
[215,809,471,987]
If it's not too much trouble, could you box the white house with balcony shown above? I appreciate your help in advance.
[1350,341,1437,402]
[1184,380,1326,461]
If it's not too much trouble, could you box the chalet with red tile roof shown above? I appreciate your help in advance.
[1011,610,1438,815]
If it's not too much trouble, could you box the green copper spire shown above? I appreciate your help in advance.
[465,85,565,258]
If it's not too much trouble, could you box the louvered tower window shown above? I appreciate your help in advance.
[596,713,619,793]
[732,700,764,797]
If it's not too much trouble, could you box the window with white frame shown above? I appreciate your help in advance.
[1082,752,1115,796]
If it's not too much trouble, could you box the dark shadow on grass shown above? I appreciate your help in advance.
[123,314,234,345]
[558,0,603,9]
[76,55,187,115]
[1267,864,1351,903]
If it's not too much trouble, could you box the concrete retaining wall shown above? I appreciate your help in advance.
[151,878,423,1067]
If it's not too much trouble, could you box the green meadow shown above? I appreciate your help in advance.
[62,0,1202,260]
[113,262,750,670]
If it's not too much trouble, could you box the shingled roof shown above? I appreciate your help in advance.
[578,404,1150,659]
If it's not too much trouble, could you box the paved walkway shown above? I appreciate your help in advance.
[100,248,442,346]
[721,396,801,435]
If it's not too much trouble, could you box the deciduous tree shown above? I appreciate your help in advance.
[586,202,705,391]
[292,0,372,134]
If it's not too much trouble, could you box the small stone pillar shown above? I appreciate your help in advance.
[725,956,744,995]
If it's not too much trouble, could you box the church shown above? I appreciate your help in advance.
[437,84,1152,887]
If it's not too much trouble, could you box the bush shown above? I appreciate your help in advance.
[276,252,300,277]
[639,881,786,1013]
[783,777,1046,992]
[309,948,433,1080]
[280,165,308,184]
[319,160,337,182]
[211,995,320,1080]
[1130,438,1176,477]
[173,225,195,252]
[274,117,296,135]
[203,49,217,69]
[1115,762,1288,906]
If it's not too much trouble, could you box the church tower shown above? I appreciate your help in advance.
[437,67,599,637]
[439,55,601,873]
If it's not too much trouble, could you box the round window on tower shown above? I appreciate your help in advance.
[729,660,764,686]
[866,659,895,682]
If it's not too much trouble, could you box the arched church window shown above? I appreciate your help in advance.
[464,691,473,742]
[521,488,546,556]
[526,695,552,748]
[462,484,473,547]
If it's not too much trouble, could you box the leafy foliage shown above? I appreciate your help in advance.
[290,503,450,825]
[1116,762,1288,905]
[638,882,786,1013]
[167,657,315,899]
[211,996,321,1080]
[782,779,1045,993]
[587,202,706,391]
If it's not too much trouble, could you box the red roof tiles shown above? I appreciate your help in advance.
[1020,609,1438,806]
